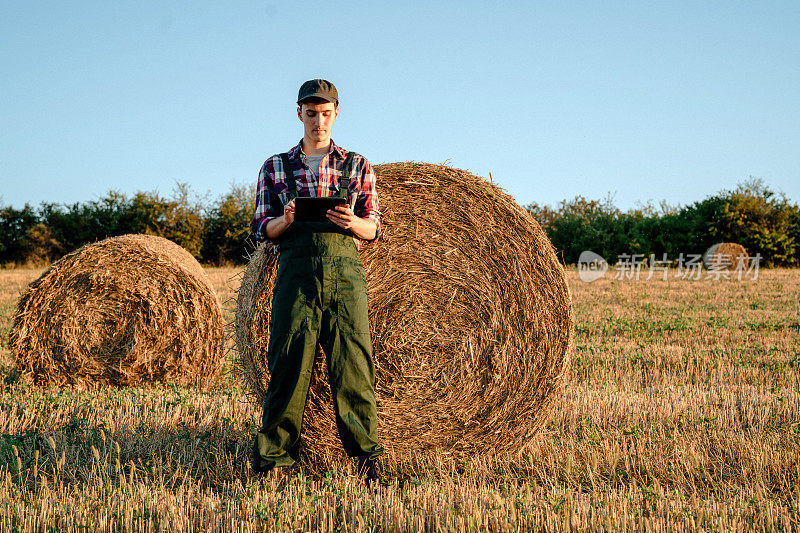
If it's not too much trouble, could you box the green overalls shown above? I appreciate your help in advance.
[253,151,384,471]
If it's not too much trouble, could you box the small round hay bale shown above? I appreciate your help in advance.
[9,234,225,387]
[703,242,748,271]
[236,163,573,460]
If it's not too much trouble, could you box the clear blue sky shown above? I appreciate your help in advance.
[2,1,798,211]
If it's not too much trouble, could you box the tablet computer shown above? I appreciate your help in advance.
[293,197,347,222]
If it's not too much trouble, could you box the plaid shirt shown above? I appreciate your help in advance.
[250,139,382,252]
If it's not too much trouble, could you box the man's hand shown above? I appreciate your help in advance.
[327,204,377,241]
[265,199,295,240]
[283,199,296,225]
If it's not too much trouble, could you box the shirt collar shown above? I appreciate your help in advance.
[289,139,346,160]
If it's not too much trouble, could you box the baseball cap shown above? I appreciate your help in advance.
[297,79,339,106]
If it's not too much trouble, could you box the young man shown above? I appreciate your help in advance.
[250,79,384,481]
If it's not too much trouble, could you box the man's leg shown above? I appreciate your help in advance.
[318,257,384,460]
[253,259,321,471]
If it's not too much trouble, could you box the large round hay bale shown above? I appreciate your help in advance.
[703,242,748,271]
[9,234,225,387]
[235,163,573,459]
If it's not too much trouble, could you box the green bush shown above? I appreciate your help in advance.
[709,178,798,267]
[201,183,255,265]
[0,204,40,265]
[40,191,134,254]
[128,184,205,259]
[528,178,798,266]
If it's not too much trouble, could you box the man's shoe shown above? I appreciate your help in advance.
[357,456,381,485]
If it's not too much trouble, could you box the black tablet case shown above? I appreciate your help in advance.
[293,197,347,222]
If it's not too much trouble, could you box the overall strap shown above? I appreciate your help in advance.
[280,152,298,202]
[337,152,356,200]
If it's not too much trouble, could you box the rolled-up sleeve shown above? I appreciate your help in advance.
[250,157,284,246]
[354,157,382,244]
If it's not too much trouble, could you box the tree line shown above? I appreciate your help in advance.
[1,177,798,267]
[0,183,255,266]
[526,178,799,267]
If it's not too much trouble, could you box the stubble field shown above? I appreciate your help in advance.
[0,266,798,531]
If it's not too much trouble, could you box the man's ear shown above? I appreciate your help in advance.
[297,106,302,121]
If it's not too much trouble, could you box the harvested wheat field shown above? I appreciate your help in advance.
[235,162,574,461]
[8,234,225,387]
[703,242,748,270]
[1,268,799,530]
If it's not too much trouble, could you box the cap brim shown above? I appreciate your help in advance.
[297,93,337,105]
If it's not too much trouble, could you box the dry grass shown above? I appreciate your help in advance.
[0,266,798,531]
[236,163,573,461]
[8,235,226,387]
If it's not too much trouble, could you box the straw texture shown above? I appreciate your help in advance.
[703,242,748,271]
[235,163,573,460]
[10,234,225,387]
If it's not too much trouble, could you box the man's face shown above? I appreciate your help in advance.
[297,101,338,144]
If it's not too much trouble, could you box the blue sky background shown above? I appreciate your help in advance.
[2,1,798,211]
